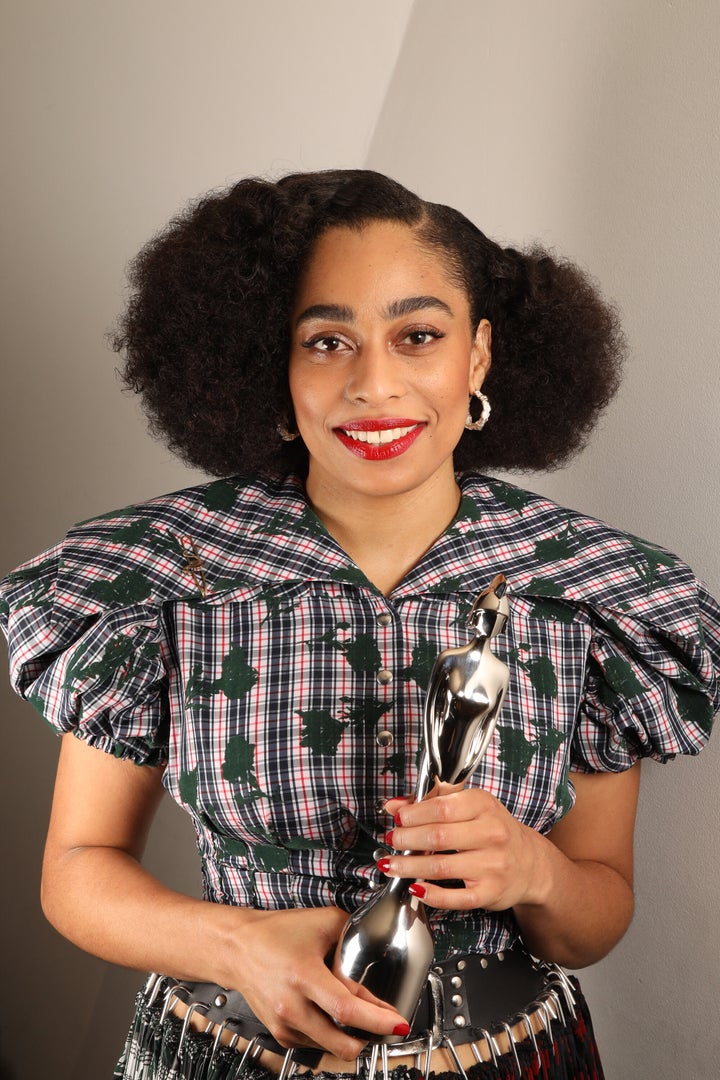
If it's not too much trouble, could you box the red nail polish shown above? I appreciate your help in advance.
[376,857,391,873]
[392,1022,411,1037]
[408,883,426,899]
[384,829,394,846]
[394,813,403,827]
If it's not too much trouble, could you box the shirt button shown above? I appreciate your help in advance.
[376,612,392,627]
[374,797,387,815]
[377,669,393,685]
[376,730,394,747]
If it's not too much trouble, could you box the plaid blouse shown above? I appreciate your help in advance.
[2,471,719,959]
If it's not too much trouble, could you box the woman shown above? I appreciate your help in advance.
[2,170,718,1080]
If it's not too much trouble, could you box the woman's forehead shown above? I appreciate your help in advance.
[295,221,468,314]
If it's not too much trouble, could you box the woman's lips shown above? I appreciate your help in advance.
[334,419,425,460]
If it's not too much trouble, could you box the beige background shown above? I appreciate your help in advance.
[1,2,718,1078]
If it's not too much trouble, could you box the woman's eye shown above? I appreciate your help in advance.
[402,329,442,346]
[302,335,345,352]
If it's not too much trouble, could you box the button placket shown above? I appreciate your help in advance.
[370,602,402,838]
[375,607,394,744]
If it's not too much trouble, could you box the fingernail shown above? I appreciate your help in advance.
[376,857,391,873]
[392,1022,411,1037]
[393,812,403,827]
[408,883,426,899]
[384,829,394,846]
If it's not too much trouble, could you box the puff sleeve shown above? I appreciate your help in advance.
[571,581,720,773]
[0,539,169,766]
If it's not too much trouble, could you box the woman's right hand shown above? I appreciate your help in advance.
[42,736,407,1061]
[213,904,407,1058]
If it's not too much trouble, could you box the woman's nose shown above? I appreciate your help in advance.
[345,344,405,405]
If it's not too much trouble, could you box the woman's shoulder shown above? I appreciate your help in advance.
[460,470,673,554]
[66,472,300,533]
[458,471,716,640]
[1,473,309,617]
[459,472,720,755]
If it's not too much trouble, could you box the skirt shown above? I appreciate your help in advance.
[114,971,604,1080]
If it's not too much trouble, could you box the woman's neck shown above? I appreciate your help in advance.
[305,471,462,597]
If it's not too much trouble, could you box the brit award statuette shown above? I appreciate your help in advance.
[332,574,511,1041]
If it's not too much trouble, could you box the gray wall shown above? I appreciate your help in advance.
[1,3,718,1078]
[0,4,413,1077]
[369,4,720,1076]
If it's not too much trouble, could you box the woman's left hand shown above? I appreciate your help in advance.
[382,788,542,912]
[386,767,640,969]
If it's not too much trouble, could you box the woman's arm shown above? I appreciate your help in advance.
[42,734,408,1055]
[383,764,641,969]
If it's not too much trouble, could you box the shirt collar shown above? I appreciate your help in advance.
[59,471,702,649]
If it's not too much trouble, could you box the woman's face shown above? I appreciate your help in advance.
[288,221,491,507]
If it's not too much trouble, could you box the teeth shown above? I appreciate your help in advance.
[343,425,416,446]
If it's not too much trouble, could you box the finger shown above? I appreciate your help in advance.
[386,787,470,825]
[376,849,481,883]
[388,815,497,857]
[383,795,413,821]
[308,964,410,1041]
[405,880,495,912]
[394,788,494,828]
[270,1000,369,1059]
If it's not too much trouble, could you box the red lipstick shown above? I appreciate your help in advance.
[334,418,424,460]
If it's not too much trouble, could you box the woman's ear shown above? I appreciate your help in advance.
[469,319,492,392]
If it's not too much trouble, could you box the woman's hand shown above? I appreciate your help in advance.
[383,767,641,969]
[213,904,409,1057]
[383,787,541,911]
[41,735,406,1061]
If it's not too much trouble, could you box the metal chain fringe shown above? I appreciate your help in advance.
[114,972,604,1080]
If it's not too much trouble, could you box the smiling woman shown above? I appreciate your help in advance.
[1,170,718,1080]
[287,221,492,592]
[115,170,622,479]
[293,227,485,479]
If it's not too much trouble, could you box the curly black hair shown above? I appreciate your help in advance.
[112,170,624,476]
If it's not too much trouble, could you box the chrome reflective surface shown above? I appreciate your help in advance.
[332,875,435,1041]
[332,576,510,1042]
[416,573,509,799]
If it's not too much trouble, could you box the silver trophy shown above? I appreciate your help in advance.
[333,574,510,1042]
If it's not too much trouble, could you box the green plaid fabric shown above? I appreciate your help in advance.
[2,472,718,958]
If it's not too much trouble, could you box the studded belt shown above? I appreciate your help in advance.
[146,947,577,1079]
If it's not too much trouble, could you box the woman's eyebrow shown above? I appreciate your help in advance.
[295,303,354,326]
[295,296,453,327]
[385,296,454,319]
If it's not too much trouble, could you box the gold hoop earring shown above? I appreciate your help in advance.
[464,390,491,432]
[277,419,300,442]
